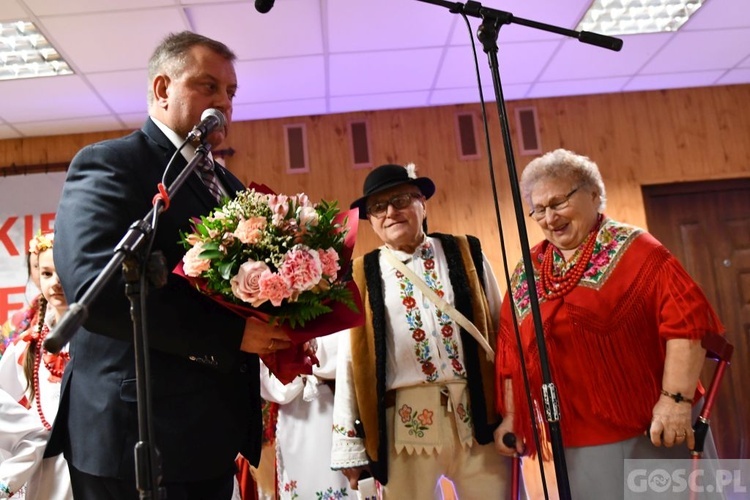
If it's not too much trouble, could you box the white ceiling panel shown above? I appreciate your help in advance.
[13,114,124,137]
[623,70,726,92]
[39,8,189,73]
[235,56,326,103]
[233,98,328,122]
[717,70,750,86]
[641,28,750,74]
[329,48,443,95]
[528,77,631,99]
[330,91,430,114]
[87,70,148,114]
[22,0,175,16]
[0,0,746,139]
[0,0,27,21]
[542,33,672,81]
[0,75,109,122]
[188,2,324,60]
[327,0,455,52]
[683,0,749,30]
[0,125,22,140]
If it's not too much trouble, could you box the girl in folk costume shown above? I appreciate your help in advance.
[260,334,354,500]
[0,234,47,360]
[0,231,73,500]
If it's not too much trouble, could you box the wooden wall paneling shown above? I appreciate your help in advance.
[2,84,750,292]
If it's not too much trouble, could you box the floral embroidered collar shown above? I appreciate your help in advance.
[383,235,429,263]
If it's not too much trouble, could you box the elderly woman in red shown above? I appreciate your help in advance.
[493,149,724,498]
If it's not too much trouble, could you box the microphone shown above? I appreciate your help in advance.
[254,0,275,14]
[186,108,226,143]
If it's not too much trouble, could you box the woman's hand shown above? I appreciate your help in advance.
[649,393,694,449]
[494,414,525,456]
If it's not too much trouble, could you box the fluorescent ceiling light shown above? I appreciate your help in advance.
[577,0,707,36]
[0,21,73,81]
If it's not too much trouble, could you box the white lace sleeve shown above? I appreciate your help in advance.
[330,329,369,469]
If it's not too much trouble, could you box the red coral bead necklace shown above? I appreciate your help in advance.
[33,324,70,430]
[539,215,602,300]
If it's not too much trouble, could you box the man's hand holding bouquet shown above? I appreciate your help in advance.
[174,183,362,383]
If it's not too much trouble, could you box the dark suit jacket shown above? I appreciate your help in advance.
[49,119,262,482]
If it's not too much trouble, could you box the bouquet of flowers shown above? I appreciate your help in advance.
[174,183,362,383]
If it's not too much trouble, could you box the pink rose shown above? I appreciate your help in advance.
[298,206,319,228]
[279,246,322,292]
[230,260,270,306]
[258,271,292,307]
[318,248,340,279]
[234,217,267,244]
[182,242,211,277]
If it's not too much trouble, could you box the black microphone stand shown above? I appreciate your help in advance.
[416,2,623,499]
[45,142,215,499]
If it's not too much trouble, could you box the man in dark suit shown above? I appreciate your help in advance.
[50,31,292,499]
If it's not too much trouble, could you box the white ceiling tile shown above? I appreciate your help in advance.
[234,56,326,103]
[330,92,430,114]
[1,0,27,21]
[641,28,750,74]
[14,115,125,137]
[527,77,630,99]
[87,70,148,114]
[428,85,534,106]
[24,0,174,16]
[542,33,672,81]
[0,75,110,122]
[716,69,750,86]
[327,0,454,52]
[233,99,328,122]
[329,49,443,95]
[187,2,323,60]
[436,41,559,89]
[683,0,750,30]
[0,125,22,140]
[38,8,188,73]
[623,71,726,92]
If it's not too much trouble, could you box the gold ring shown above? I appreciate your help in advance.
[268,339,275,350]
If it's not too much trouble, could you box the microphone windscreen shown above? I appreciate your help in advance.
[255,0,274,14]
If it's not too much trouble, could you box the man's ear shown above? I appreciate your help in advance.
[152,74,170,109]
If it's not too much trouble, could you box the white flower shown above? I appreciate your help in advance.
[405,162,417,179]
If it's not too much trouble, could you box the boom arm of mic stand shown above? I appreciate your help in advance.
[415,0,623,51]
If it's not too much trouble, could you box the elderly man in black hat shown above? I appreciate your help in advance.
[330,164,510,498]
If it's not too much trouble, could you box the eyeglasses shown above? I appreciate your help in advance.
[366,192,423,218]
[528,186,580,221]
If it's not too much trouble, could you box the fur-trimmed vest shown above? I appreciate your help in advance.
[349,233,498,485]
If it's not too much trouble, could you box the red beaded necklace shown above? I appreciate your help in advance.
[33,325,70,430]
[539,216,602,300]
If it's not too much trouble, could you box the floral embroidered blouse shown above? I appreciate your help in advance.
[495,217,725,455]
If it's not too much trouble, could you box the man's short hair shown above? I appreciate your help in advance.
[147,31,236,106]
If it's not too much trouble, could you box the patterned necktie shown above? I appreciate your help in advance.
[198,157,222,202]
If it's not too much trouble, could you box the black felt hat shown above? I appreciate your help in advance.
[350,164,436,219]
